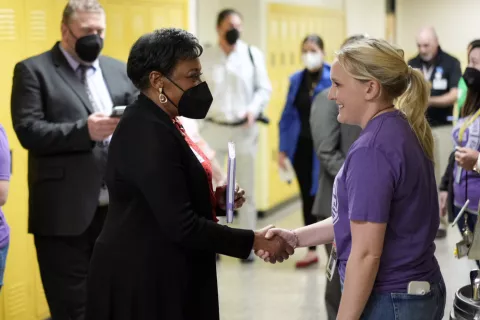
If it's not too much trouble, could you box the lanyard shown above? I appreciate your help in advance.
[422,65,434,81]
[456,110,480,225]
[458,108,480,143]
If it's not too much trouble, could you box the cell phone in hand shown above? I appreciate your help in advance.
[110,106,126,118]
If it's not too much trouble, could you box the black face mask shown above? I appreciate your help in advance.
[164,79,213,119]
[68,28,103,62]
[463,67,480,92]
[225,28,240,45]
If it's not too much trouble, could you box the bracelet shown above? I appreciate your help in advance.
[291,229,299,249]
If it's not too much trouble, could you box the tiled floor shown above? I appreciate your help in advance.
[217,202,477,320]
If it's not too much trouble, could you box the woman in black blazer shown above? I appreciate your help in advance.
[85,28,293,320]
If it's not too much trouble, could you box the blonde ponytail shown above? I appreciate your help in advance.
[395,67,435,162]
[336,38,435,162]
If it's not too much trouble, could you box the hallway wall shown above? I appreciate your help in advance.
[344,0,385,39]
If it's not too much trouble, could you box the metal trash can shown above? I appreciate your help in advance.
[451,285,480,319]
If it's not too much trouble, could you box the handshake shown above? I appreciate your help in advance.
[252,225,298,263]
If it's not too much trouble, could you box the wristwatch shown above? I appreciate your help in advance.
[474,155,480,173]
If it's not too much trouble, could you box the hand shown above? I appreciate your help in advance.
[88,112,120,142]
[253,229,293,264]
[439,191,448,217]
[244,112,256,127]
[455,147,479,171]
[255,228,297,262]
[215,183,246,210]
[278,152,288,170]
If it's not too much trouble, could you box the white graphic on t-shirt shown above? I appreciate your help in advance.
[453,117,480,150]
[332,165,343,225]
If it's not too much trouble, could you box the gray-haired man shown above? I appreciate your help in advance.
[10,1,137,318]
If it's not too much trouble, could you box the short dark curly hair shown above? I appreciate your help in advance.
[127,28,203,90]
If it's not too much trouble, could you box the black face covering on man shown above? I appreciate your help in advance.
[225,28,240,46]
[68,27,104,63]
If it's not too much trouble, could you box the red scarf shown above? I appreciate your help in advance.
[173,118,218,222]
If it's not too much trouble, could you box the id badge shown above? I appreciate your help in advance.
[326,243,337,281]
[432,78,448,90]
[456,240,470,259]
[456,223,474,259]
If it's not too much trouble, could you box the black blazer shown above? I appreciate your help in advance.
[439,151,455,222]
[85,93,254,320]
[10,42,138,236]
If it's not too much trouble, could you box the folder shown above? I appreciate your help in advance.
[226,142,236,223]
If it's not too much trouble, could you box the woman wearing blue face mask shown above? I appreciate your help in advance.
[278,34,332,268]
[85,28,294,320]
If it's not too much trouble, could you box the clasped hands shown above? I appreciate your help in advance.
[215,185,296,262]
[253,226,297,263]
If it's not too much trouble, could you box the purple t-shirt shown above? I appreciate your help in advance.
[452,116,480,212]
[332,111,441,293]
[0,125,10,248]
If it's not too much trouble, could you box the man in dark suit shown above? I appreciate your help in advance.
[309,35,364,320]
[10,1,137,319]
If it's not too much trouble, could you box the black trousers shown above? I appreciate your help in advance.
[34,206,108,320]
[324,243,342,320]
[293,136,317,251]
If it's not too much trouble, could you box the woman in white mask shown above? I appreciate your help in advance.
[278,34,332,268]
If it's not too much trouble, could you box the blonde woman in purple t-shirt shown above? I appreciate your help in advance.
[0,124,10,291]
[256,38,445,320]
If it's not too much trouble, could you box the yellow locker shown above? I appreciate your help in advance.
[264,3,346,209]
[0,1,35,319]
[0,0,189,318]
[101,0,189,61]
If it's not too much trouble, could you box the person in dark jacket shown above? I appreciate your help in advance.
[439,152,455,224]
[84,28,293,320]
[10,1,138,318]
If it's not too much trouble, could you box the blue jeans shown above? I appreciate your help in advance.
[0,242,9,288]
[361,279,446,320]
[340,278,446,320]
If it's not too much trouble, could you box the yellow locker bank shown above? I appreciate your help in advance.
[0,1,188,318]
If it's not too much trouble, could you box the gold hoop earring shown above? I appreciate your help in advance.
[159,88,168,104]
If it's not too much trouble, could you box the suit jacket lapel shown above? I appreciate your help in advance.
[51,42,94,114]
